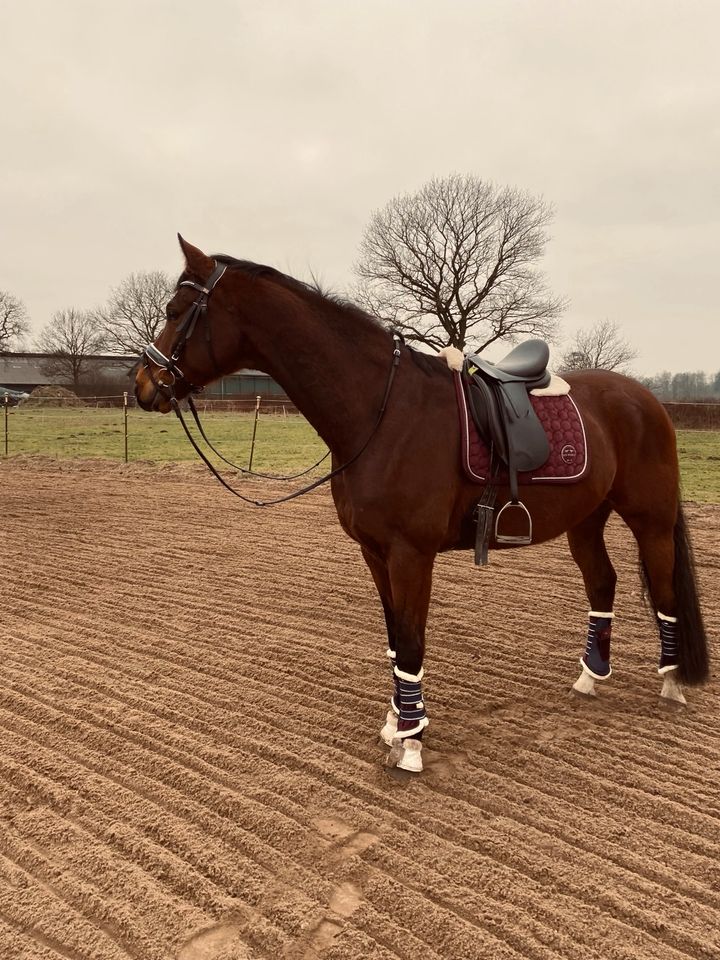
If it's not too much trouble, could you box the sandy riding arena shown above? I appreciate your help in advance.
[1,458,719,960]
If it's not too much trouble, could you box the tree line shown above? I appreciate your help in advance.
[638,370,720,402]
[0,174,716,399]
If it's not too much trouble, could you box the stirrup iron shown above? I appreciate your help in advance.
[494,500,533,546]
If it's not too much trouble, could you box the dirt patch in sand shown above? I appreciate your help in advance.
[1,457,719,959]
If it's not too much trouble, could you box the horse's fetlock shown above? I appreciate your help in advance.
[580,611,614,680]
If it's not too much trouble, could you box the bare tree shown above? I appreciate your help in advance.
[559,319,637,374]
[353,174,565,352]
[0,291,30,353]
[95,271,175,355]
[35,309,107,392]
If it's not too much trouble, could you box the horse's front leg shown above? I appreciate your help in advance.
[360,547,400,746]
[381,543,434,774]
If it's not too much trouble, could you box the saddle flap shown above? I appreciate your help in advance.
[500,382,551,472]
[464,373,550,474]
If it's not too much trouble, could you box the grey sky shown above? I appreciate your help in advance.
[1,0,718,374]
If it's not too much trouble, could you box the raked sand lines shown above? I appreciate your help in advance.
[1,458,718,959]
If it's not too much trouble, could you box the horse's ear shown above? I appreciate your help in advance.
[177,234,215,281]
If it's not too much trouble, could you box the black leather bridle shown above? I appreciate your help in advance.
[142,261,228,398]
[141,262,404,507]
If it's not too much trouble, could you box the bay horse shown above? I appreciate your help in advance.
[135,237,709,774]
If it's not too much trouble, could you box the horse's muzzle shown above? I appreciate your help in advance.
[134,368,173,413]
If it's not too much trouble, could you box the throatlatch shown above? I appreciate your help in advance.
[657,612,679,674]
[579,611,614,680]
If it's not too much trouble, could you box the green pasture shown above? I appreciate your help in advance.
[676,431,720,503]
[2,406,719,502]
[2,406,327,474]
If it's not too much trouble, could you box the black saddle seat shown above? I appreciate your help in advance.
[468,339,550,388]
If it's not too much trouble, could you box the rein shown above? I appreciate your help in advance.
[142,261,403,507]
[185,395,331,481]
[170,336,402,506]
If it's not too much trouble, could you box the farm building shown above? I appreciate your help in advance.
[0,352,285,400]
[204,370,288,400]
[0,353,137,395]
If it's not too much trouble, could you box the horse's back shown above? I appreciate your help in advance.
[565,369,675,449]
[565,369,679,509]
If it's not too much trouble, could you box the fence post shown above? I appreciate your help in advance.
[248,395,262,471]
[3,393,8,457]
[123,391,128,463]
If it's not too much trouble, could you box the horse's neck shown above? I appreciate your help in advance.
[243,286,392,455]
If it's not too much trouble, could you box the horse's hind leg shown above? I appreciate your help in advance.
[566,502,617,697]
[618,505,692,704]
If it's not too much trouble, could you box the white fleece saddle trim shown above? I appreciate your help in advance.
[530,375,571,396]
[438,346,464,371]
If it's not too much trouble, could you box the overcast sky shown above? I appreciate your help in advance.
[1,0,718,373]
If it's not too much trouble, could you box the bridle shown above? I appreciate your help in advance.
[141,261,404,507]
[142,260,228,398]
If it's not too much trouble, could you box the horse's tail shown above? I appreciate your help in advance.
[672,501,710,685]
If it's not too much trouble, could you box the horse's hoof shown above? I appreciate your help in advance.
[380,710,398,746]
[386,737,423,774]
[572,670,597,697]
[660,672,687,705]
[396,738,423,773]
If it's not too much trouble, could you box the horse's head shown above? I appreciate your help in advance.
[135,236,240,413]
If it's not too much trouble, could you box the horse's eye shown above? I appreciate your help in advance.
[166,307,178,322]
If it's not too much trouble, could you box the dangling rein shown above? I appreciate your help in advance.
[170,335,403,507]
[183,396,331,482]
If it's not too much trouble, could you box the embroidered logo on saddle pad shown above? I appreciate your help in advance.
[454,373,589,484]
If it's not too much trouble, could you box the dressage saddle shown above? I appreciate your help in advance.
[464,339,552,547]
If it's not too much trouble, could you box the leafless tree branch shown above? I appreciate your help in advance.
[0,291,30,353]
[559,319,638,374]
[95,271,175,356]
[35,309,107,392]
[353,174,566,352]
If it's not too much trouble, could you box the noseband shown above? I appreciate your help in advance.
[142,260,228,395]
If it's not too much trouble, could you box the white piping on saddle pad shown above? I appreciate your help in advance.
[438,346,571,396]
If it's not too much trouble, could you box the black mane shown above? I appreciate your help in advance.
[211,254,383,329]
[183,254,450,379]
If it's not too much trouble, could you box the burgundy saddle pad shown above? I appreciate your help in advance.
[454,372,589,485]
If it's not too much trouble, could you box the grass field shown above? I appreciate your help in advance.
[3,406,327,473]
[3,405,719,502]
[676,430,720,502]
